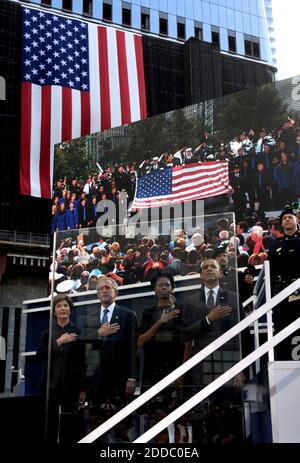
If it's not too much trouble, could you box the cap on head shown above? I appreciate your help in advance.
[191,233,204,247]
[279,206,296,224]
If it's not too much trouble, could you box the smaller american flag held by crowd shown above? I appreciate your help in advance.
[132,162,233,209]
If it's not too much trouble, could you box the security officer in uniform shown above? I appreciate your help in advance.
[268,206,300,360]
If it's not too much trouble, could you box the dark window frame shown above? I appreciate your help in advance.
[228,35,236,53]
[122,7,131,26]
[244,36,261,58]
[141,12,150,31]
[159,17,168,36]
[211,30,220,47]
[103,3,112,21]
[177,21,185,40]
[195,26,203,41]
[83,0,93,16]
[62,0,72,11]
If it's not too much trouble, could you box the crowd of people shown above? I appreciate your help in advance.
[42,206,300,443]
[51,118,300,233]
[51,210,299,298]
[46,115,300,443]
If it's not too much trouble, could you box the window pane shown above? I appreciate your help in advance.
[228,35,236,52]
[195,27,203,40]
[122,8,131,26]
[244,39,252,56]
[103,3,112,21]
[83,0,92,16]
[177,22,185,40]
[141,13,150,31]
[212,31,220,47]
[253,42,260,58]
[62,0,72,11]
[159,17,168,35]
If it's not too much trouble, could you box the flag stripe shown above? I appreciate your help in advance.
[116,30,131,125]
[61,87,72,142]
[135,181,230,201]
[107,27,121,128]
[72,89,81,139]
[40,85,52,198]
[133,185,228,207]
[30,84,42,198]
[172,176,232,194]
[20,6,147,198]
[89,23,101,134]
[50,85,62,194]
[173,161,228,177]
[126,32,141,122]
[20,83,32,196]
[132,162,233,209]
[81,91,90,137]
[98,26,111,131]
[172,166,229,185]
[134,34,147,119]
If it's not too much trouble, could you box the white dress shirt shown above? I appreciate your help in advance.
[204,285,219,325]
[100,302,116,324]
[204,285,219,307]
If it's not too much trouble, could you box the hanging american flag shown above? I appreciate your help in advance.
[132,162,233,209]
[20,6,147,198]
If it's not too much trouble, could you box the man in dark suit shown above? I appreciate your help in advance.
[78,276,137,405]
[182,259,240,386]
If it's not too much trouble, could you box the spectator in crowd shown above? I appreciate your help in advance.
[274,153,294,206]
[254,162,270,213]
[166,247,183,276]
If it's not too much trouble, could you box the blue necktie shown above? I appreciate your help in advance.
[259,173,262,189]
[83,207,86,221]
[102,308,109,324]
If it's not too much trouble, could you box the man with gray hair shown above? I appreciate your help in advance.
[79,276,137,405]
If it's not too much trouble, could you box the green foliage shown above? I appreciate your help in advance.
[54,137,95,181]
[214,83,288,141]
[54,83,290,180]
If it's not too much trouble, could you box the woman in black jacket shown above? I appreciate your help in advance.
[36,294,86,443]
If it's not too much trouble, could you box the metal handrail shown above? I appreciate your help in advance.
[78,277,300,443]
[0,229,50,246]
[135,317,300,443]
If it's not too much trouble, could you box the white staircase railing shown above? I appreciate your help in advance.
[78,277,300,444]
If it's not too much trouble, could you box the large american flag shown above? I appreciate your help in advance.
[132,162,233,209]
[20,6,147,198]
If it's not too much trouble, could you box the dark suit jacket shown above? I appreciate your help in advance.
[182,287,239,351]
[77,304,138,395]
[36,321,85,401]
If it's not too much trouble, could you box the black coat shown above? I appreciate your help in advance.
[182,287,239,351]
[36,321,85,401]
[77,304,138,400]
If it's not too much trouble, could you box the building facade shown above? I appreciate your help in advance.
[0,0,277,396]
[31,0,275,64]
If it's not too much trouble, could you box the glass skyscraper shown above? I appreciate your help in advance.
[28,0,275,64]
